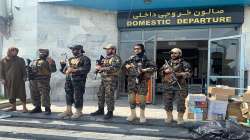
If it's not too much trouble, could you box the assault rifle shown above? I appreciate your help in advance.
[26,59,34,81]
[163,60,182,89]
[95,55,105,79]
[124,56,143,84]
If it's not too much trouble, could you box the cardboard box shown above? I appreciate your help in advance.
[187,94,207,102]
[241,102,250,119]
[208,86,235,97]
[186,94,208,121]
[227,101,246,122]
[208,98,228,114]
[187,108,207,120]
[187,112,194,119]
[195,101,208,108]
[187,102,207,109]
[212,94,229,101]
[208,112,226,120]
[207,98,228,120]
[243,91,250,102]
[194,113,203,121]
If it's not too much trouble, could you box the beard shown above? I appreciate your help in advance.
[171,55,180,60]
[39,54,48,59]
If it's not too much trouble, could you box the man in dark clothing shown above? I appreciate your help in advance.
[123,44,157,123]
[58,45,91,119]
[0,47,28,113]
[29,49,57,115]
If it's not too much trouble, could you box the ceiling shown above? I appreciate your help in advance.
[39,0,250,11]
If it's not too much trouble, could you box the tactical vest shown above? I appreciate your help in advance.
[68,57,80,69]
[66,56,90,81]
[125,55,155,80]
[101,55,120,77]
[31,59,51,79]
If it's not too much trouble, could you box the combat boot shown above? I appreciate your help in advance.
[71,108,83,119]
[104,111,113,120]
[29,106,42,113]
[90,107,104,116]
[44,107,51,115]
[177,112,184,124]
[165,111,173,123]
[127,109,137,122]
[139,109,146,123]
[58,105,73,118]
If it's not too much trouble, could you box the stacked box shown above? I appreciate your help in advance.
[186,94,207,121]
[208,86,235,101]
[241,90,250,121]
[227,100,246,122]
[207,98,228,120]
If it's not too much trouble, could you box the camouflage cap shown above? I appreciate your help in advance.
[103,44,116,49]
[69,45,83,50]
[170,48,182,56]
[38,49,49,54]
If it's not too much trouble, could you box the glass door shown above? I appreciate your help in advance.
[208,35,244,95]
[144,36,157,104]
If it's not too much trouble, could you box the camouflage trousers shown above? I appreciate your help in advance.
[65,79,86,109]
[30,79,51,107]
[127,77,147,110]
[164,89,188,113]
[97,77,117,111]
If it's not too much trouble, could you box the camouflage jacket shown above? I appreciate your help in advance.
[160,58,191,88]
[31,58,57,80]
[123,54,157,81]
[99,54,122,79]
[64,54,91,81]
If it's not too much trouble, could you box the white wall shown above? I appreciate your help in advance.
[2,0,38,98]
[0,0,7,18]
[1,1,118,101]
[37,4,118,101]
[242,6,250,87]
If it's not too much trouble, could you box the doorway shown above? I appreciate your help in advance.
[119,27,243,104]
[155,40,208,103]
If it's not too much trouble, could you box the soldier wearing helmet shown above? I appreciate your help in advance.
[90,44,122,120]
[29,49,57,115]
[58,44,91,119]
[159,47,191,124]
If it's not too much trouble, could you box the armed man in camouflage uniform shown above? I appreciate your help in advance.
[91,44,121,120]
[159,48,191,124]
[29,49,57,115]
[58,45,91,119]
[123,44,156,123]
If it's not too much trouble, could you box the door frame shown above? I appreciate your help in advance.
[207,35,244,94]
[144,36,157,104]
